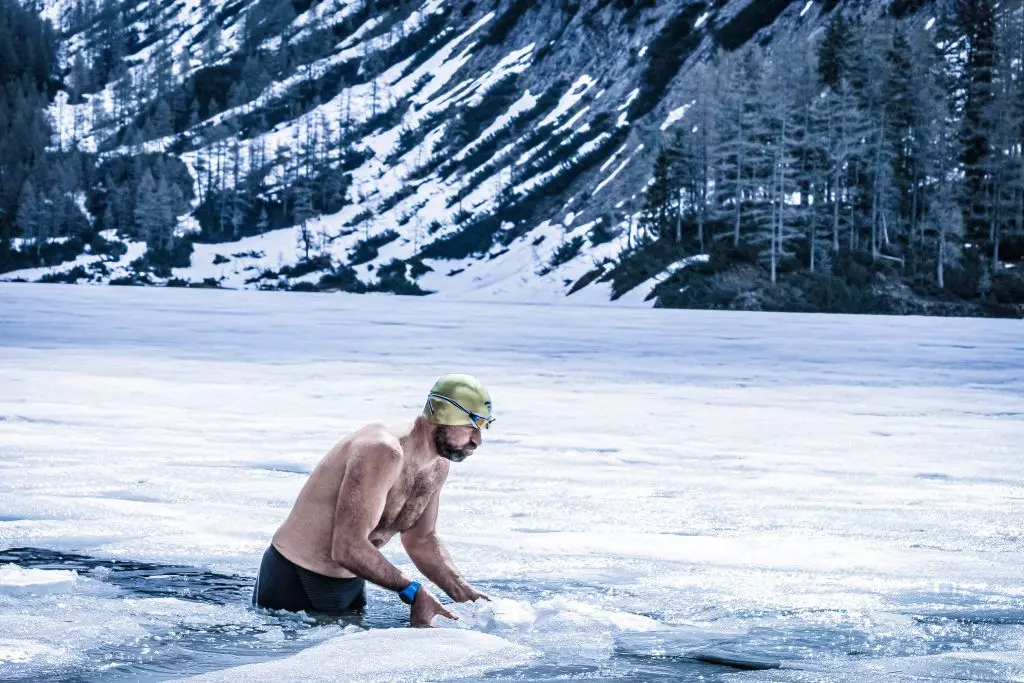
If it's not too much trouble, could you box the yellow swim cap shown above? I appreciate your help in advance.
[423,374,494,429]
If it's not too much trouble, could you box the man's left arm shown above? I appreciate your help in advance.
[400,481,488,603]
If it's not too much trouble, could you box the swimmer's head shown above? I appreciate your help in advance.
[423,374,493,462]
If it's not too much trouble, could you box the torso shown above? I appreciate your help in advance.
[271,423,447,578]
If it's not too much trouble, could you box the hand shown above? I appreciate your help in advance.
[451,585,490,603]
[410,588,456,627]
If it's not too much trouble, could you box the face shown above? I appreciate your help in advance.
[433,424,482,463]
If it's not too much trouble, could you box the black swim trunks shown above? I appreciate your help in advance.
[252,545,366,615]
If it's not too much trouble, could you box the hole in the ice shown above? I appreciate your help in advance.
[0,547,252,606]
[0,547,414,681]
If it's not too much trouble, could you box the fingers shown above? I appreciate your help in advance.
[440,605,457,620]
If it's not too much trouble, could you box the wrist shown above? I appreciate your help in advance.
[398,580,421,605]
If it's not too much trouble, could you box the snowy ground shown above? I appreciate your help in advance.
[1,283,1023,681]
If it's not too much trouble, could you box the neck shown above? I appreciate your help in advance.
[400,416,440,469]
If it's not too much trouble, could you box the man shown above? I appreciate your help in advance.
[252,373,494,626]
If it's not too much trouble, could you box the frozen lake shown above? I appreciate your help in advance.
[1,283,1022,682]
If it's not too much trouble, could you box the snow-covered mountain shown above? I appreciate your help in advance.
[4,0,938,303]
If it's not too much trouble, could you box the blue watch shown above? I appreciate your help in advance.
[398,581,421,605]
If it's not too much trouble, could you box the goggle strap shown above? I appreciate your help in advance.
[428,392,493,427]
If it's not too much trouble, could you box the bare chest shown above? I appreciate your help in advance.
[374,469,441,535]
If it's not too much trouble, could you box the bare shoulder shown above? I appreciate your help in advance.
[346,423,405,471]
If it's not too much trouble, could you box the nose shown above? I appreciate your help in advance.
[469,429,482,447]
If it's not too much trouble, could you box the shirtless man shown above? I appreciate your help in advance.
[252,374,495,626]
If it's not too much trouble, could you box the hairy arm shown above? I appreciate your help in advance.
[400,469,484,602]
[329,441,413,592]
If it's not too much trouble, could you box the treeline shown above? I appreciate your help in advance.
[0,0,194,270]
[635,0,1024,297]
[0,0,60,262]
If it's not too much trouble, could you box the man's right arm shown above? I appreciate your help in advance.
[329,441,412,592]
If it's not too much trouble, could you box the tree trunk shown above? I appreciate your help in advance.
[870,116,883,260]
[771,160,778,285]
[910,158,919,246]
[676,187,683,243]
[734,136,743,248]
[831,141,841,251]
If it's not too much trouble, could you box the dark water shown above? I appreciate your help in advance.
[2,548,1022,682]
[0,547,406,682]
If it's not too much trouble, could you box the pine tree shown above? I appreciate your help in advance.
[102,202,116,232]
[759,43,805,283]
[16,180,42,253]
[887,24,917,250]
[819,13,852,88]
[203,23,221,62]
[638,149,673,243]
[152,38,174,97]
[153,98,174,138]
[983,2,1024,268]
[70,53,90,103]
[134,168,160,244]
[795,47,830,272]
[955,0,998,239]
[256,205,270,233]
[154,175,175,251]
[716,46,764,248]
[293,180,315,260]
[915,16,964,289]
[665,62,719,251]
[855,22,901,261]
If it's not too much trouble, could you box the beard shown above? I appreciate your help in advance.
[434,426,476,463]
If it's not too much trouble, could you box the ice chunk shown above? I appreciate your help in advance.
[0,566,78,596]
[176,628,535,682]
[438,596,663,634]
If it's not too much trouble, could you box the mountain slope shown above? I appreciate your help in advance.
[2,0,875,301]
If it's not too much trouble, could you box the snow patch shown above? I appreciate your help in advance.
[617,89,640,112]
[539,75,596,128]
[593,144,644,196]
[660,102,694,131]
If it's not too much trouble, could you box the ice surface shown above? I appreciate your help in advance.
[1,283,1023,681]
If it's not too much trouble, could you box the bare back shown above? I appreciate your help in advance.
[272,422,449,578]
